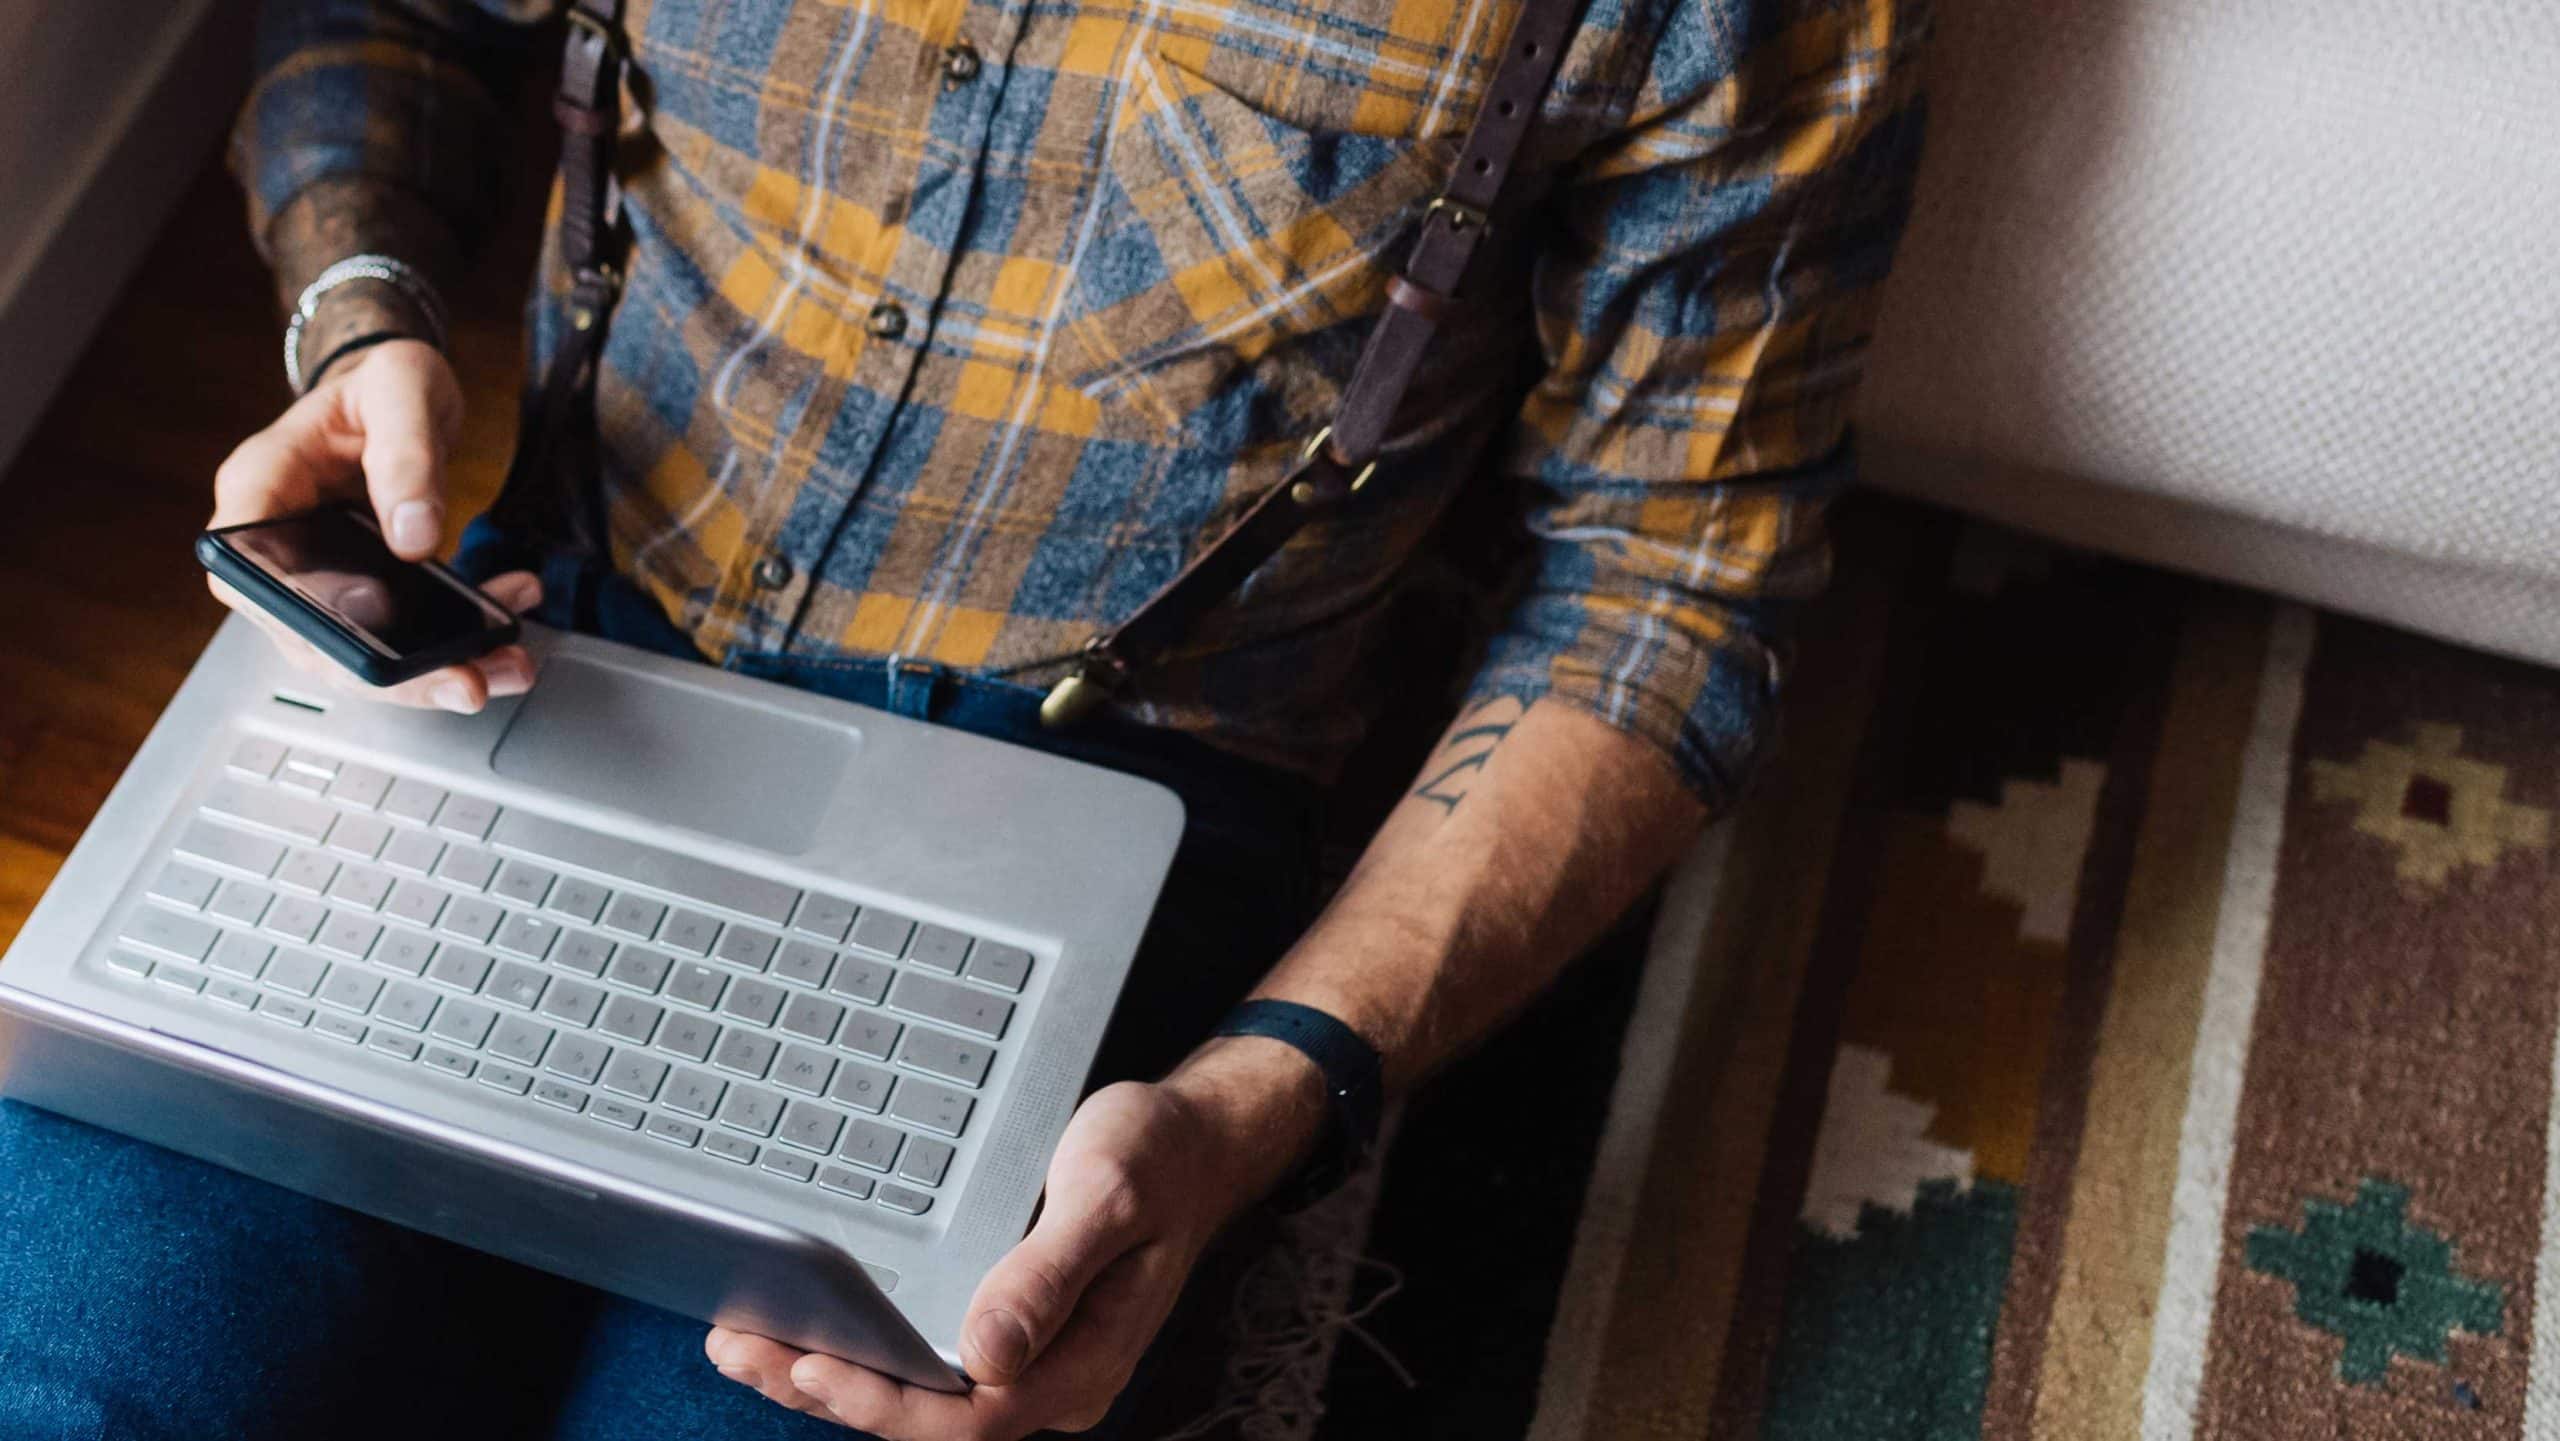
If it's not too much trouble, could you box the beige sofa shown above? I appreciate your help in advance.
[1855,0,2560,665]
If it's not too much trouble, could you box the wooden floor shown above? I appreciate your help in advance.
[0,148,541,947]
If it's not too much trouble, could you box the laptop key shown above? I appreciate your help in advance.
[266,948,330,997]
[839,1013,900,1061]
[608,945,673,993]
[488,1015,554,1067]
[548,877,610,924]
[661,909,720,957]
[316,967,383,1015]
[827,957,893,1007]
[421,1046,476,1078]
[791,895,857,943]
[657,1013,719,1063]
[771,1044,837,1096]
[602,893,666,939]
[888,972,1012,1041]
[148,861,222,910]
[175,818,287,878]
[276,850,339,895]
[119,906,220,963]
[599,994,665,1046]
[772,940,835,988]
[486,961,550,1010]
[325,814,393,861]
[208,880,275,927]
[207,978,262,1010]
[434,793,501,842]
[545,1035,612,1085]
[209,932,274,979]
[383,879,447,929]
[315,1013,368,1046]
[317,913,382,960]
[703,1132,757,1166]
[203,778,333,844]
[719,977,786,1028]
[265,896,328,944]
[962,942,1034,994]
[897,1137,954,1188]
[645,1115,703,1148]
[151,963,207,995]
[553,930,614,978]
[381,778,445,826]
[887,1078,973,1138]
[495,913,562,961]
[368,1030,424,1061]
[228,737,288,778]
[328,763,393,811]
[381,830,445,877]
[838,1119,903,1173]
[666,961,726,1011]
[376,930,436,977]
[491,860,556,908]
[818,1167,875,1199]
[847,909,915,959]
[434,846,501,893]
[712,1029,778,1080]
[429,1000,497,1049]
[439,896,503,944]
[715,926,779,971]
[776,1101,845,1154]
[325,863,395,910]
[489,810,799,926]
[907,925,970,975]
[592,1099,648,1131]
[779,993,845,1044]
[374,982,440,1032]
[761,1150,818,1183]
[257,995,316,1029]
[716,1084,784,1137]
[899,1026,992,1088]
[477,1064,536,1096]
[828,1061,895,1114]
[540,977,608,1028]
[532,1080,588,1113]
[601,1051,668,1101]
[660,1069,726,1119]
[875,1184,933,1216]
[283,749,340,779]
[427,946,493,993]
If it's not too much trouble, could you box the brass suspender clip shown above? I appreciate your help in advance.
[564,5,623,53]
[1425,196,1491,235]
[1287,426,1378,508]
[1040,638,1129,729]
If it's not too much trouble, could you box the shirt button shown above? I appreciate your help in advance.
[942,42,982,84]
[867,302,908,340]
[753,554,793,590]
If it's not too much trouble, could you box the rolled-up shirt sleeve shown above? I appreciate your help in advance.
[1466,0,1930,809]
[228,0,554,258]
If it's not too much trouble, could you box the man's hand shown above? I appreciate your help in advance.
[706,1039,1324,1439]
[208,338,541,712]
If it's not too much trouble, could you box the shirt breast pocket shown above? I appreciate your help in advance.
[1050,48,1460,437]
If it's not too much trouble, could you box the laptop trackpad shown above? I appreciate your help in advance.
[491,655,857,856]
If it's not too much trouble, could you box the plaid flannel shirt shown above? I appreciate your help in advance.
[233,0,1927,806]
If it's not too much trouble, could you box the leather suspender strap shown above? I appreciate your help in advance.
[1039,0,1587,726]
[489,0,628,557]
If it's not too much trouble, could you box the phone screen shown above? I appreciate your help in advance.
[221,507,501,656]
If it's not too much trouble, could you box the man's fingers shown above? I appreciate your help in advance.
[705,1331,841,1420]
[348,356,451,559]
[479,569,544,616]
[959,1155,1152,1384]
[208,393,366,530]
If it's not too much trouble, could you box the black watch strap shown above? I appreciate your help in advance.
[1213,999,1384,1209]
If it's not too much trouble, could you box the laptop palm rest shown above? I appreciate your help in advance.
[491,655,859,855]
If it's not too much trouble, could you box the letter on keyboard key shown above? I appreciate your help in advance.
[657,1012,719,1062]
[839,1013,900,1061]
[489,1015,554,1066]
[660,1068,726,1119]
[828,1060,895,1113]
[827,957,893,1007]
[897,1137,954,1188]
[486,961,550,1010]
[489,811,800,926]
[838,1119,903,1173]
[887,971,1012,1041]
[325,864,394,911]
[176,818,287,878]
[899,1026,992,1087]
[719,977,786,1028]
[429,1000,497,1049]
[792,895,857,943]
[770,1044,837,1096]
[601,1051,668,1101]
[553,930,614,978]
[539,977,607,1028]
[119,906,220,962]
[778,993,844,1044]
[602,893,666,939]
[316,967,383,1015]
[545,1034,612,1084]
[276,850,339,894]
[427,946,493,993]
[776,1102,844,1155]
[316,913,382,960]
[887,1078,973,1138]
[495,913,562,961]
[847,909,915,959]
[203,779,334,844]
[383,879,446,929]
[608,945,673,993]
[599,994,664,1046]
[818,1167,875,1199]
[548,877,610,924]
[264,896,328,944]
[716,1084,784,1137]
[660,909,720,957]
[491,860,556,907]
[376,930,436,977]
[665,961,726,1011]
[374,982,439,1032]
[772,940,835,988]
[714,925,778,971]
[712,1029,778,1079]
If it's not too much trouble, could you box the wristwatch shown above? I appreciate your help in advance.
[1212,999,1384,1210]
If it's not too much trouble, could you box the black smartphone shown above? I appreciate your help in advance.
[197,504,519,687]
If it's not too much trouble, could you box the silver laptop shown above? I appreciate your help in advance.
[0,616,1184,1390]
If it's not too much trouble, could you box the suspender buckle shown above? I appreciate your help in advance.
[1294,426,1378,499]
[1040,640,1129,729]
[564,5,624,54]
[1425,196,1491,236]
[568,264,623,332]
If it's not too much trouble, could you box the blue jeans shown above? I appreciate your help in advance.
[0,535,1324,1439]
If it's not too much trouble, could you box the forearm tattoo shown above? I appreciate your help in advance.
[1409,697,1525,815]
[265,177,461,382]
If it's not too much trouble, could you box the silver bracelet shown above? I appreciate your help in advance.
[282,254,450,395]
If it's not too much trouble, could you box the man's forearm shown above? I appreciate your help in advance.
[261,176,461,383]
[1163,696,1708,1202]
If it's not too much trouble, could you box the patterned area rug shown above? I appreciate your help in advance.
[1128,497,2560,1439]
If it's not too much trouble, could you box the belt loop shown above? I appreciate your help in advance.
[886,657,945,720]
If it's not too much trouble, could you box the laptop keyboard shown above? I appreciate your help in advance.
[98,736,1040,1220]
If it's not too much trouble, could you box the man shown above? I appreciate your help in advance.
[0,0,1923,1436]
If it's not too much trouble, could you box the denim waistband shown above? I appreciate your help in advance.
[452,516,1326,876]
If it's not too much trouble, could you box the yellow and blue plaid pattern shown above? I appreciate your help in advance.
[234,0,1927,805]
